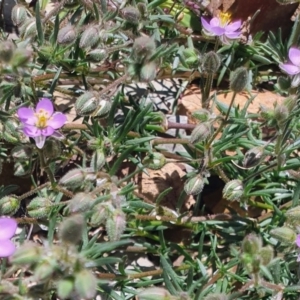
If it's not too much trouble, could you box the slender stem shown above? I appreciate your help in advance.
[224,91,237,121]
[37,149,56,186]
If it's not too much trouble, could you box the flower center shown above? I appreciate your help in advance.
[35,109,50,128]
[219,12,231,26]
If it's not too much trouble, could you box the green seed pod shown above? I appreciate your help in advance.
[57,25,77,45]
[283,96,297,112]
[67,192,96,213]
[74,269,97,300]
[11,48,32,68]
[243,146,265,168]
[137,287,172,300]
[106,209,126,241]
[192,109,212,122]
[277,76,291,90]
[0,196,20,215]
[11,4,27,27]
[19,18,37,39]
[122,6,141,24]
[242,233,262,255]
[259,245,274,266]
[286,206,300,223]
[274,104,289,127]
[184,174,204,195]
[202,51,221,73]
[0,41,15,63]
[11,242,42,265]
[92,98,111,118]
[59,168,86,189]
[34,258,58,281]
[230,67,248,93]
[11,145,33,161]
[223,179,244,201]
[59,214,85,245]
[75,92,98,116]
[132,36,156,62]
[137,2,147,16]
[190,122,212,144]
[27,197,52,218]
[90,203,107,226]
[14,160,31,176]
[203,294,228,300]
[79,26,100,49]
[182,48,200,68]
[43,139,62,159]
[87,48,108,62]
[139,61,157,82]
[270,226,297,244]
[57,277,74,300]
[91,149,106,172]
[142,152,166,170]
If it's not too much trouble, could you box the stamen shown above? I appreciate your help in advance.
[219,12,231,26]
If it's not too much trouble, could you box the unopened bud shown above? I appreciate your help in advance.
[242,233,262,255]
[59,168,96,190]
[137,2,147,17]
[259,104,274,121]
[142,152,166,170]
[11,48,32,68]
[90,203,107,226]
[270,226,297,244]
[93,98,111,118]
[43,139,61,159]
[277,76,290,91]
[132,36,156,62]
[182,48,200,68]
[202,51,221,73]
[190,122,212,144]
[274,104,289,127]
[74,269,97,300]
[230,67,248,92]
[11,242,42,265]
[0,196,20,215]
[192,109,212,122]
[75,92,98,116]
[14,160,31,176]
[243,146,265,168]
[57,25,77,45]
[285,206,300,223]
[59,214,85,245]
[137,287,172,300]
[4,119,21,143]
[87,48,108,62]
[79,26,100,49]
[283,96,297,112]
[27,197,52,218]
[11,5,27,27]
[203,294,228,300]
[139,61,157,82]
[67,192,96,213]
[184,174,204,195]
[19,18,37,39]
[0,41,15,63]
[34,258,57,281]
[223,179,244,201]
[57,277,74,300]
[259,245,274,265]
[106,210,126,241]
[91,149,106,172]
[11,145,33,161]
[122,6,141,25]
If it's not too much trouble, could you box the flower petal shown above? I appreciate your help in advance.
[296,234,300,247]
[279,63,300,75]
[225,31,241,39]
[0,240,16,257]
[36,98,54,115]
[41,127,55,136]
[0,218,17,240]
[289,48,300,67]
[210,26,225,36]
[34,135,46,149]
[17,108,36,125]
[201,17,214,33]
[23,125,41,137]
[225,20,241,32]
[47,113,67,129]
[291,73,300,87]
[210,17,220,27]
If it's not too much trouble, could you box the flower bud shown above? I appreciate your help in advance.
[93,98,111,118]
[90,203,107,226]
[202,51,221,73]
[203,294,228,300]
[132,36,156,62]
[27,197,52,218]
[11,48,32,68]
[0,196,20,215]
[274,104,289,126]
[230,67,248,92]
[137,2,147,17]
[11,4,27,27]
[259,105,274,121]
[259,245,274,266]
[242,146,265,168]
[270,226,297,244]
[285,206,300,223]
[277,76,290,91]
[75,92,98,116]
[59,168,87,189]
[43,139,62,159]
[11,145,33,161]
[182,48,200,68]
[14,160,31,176]
[190,122,212,144]
[106,210,126,241]
[79,26,100,49]
[184,174,204,195]
[139,61,157,82]
[67,192,96,213]
[91,149,106,172]
[283,96,297,112]
[57,25,77,45]
[122,6,141,25]
[0,41,15,63]
[192,109,212,122]
[4,119,21,144]
[242,233,262,255]
[137,287,172,300]
[11,242,42,265]
[74,269,97,300]
[34,258,58,281]
[142,152,166,170]
[223,179,244,201]
[19,18,37,39]
[59,214,85,245]
[57,277,74,300]
[87,48,108,62]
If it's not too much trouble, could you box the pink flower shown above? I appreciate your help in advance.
[201,12,241,44]
[0,217,17,257]
[17,98,67,149]
[279,47,300,87]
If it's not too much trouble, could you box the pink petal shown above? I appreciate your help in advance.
[41,127,55,136]
[34,135,46,149]
[225,31,241,39]
[210,26,225,36]
[36,98,54,115]
[47,113,67,129]
[17,108,36,125]
[0,240,16,257]
[226,20,241,32]
[210,17,220,27]
[279,63,300,75]
[23,125,41,137]
[296,234,300,247]
[201,17,214,33]
[0,218,17,240]
[289,48,300,67]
